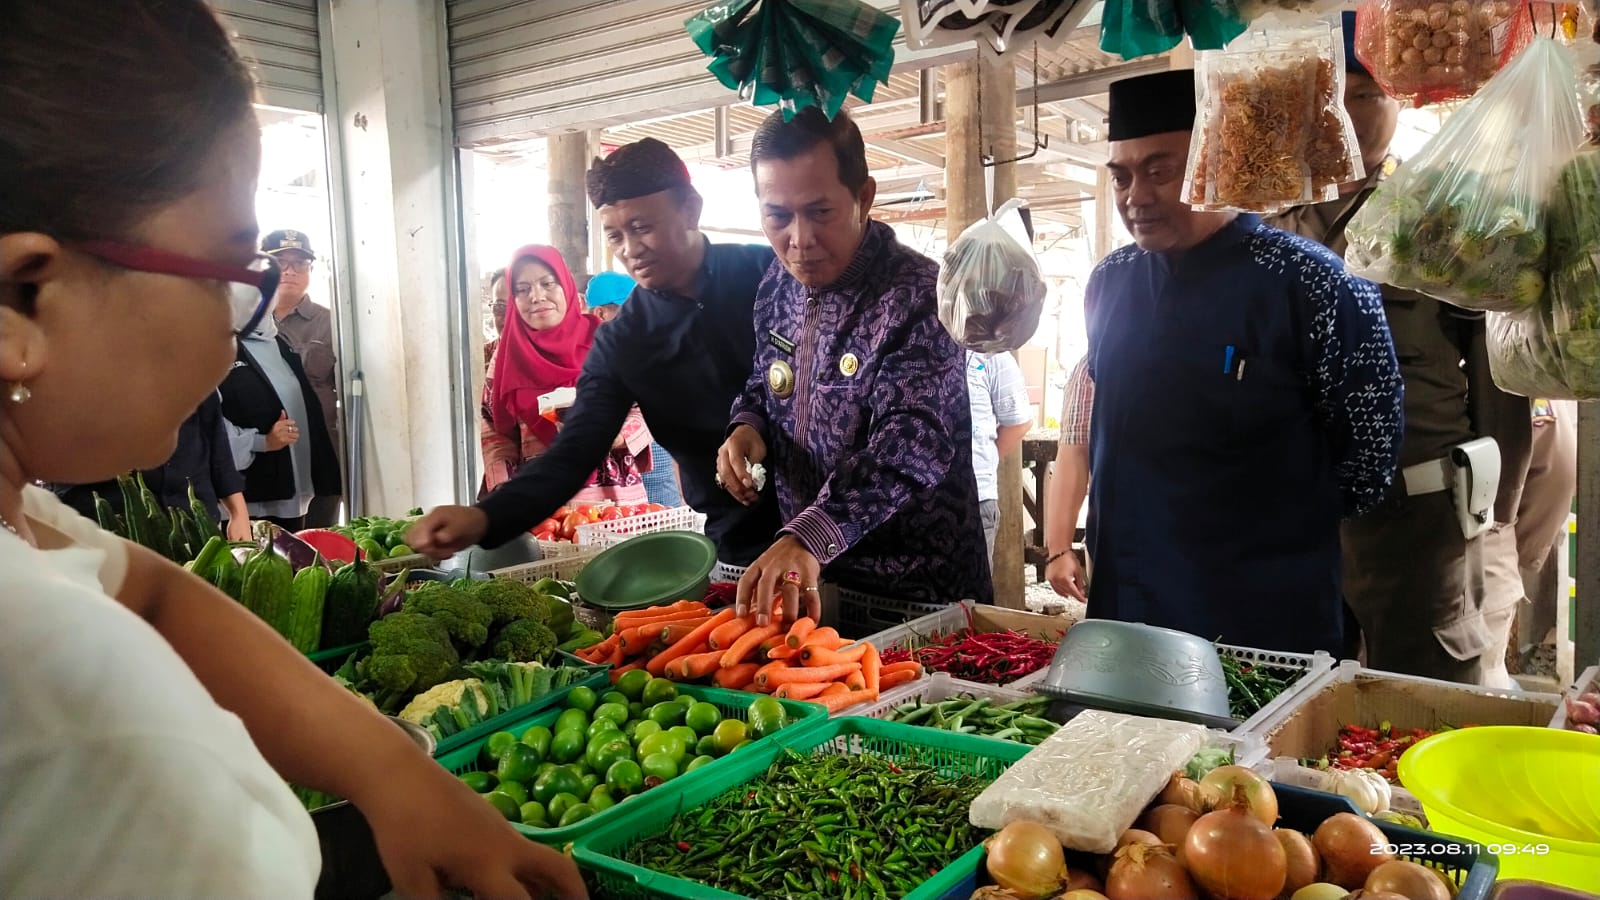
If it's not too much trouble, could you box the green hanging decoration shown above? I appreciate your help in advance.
[685,0,901,121]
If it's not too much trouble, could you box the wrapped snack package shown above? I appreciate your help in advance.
[1184,25,1362,213]
[968,710,1208,853]
[1345,38,1587,313]
[1352,0,1532,107]
[937,198,1047,353]
[1100,0,1187,59]
[1235,0,1349,27]
[902,0,1092,55]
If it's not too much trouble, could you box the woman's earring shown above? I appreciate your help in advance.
[5,360,31,404]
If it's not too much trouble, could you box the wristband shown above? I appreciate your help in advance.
[1046,549,1071,565]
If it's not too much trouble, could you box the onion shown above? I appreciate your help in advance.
[1198,765,1279,826]
[1314,813,1393,888]
[1104,843,1197,900]
[1292,886,1354,900]
[986,821,1069,900]
[1276,828,1321,894]
[1364,860,1450,900]
[1183,806,1286,900]
[1138,805,1200,847]
[1157,771,1207,813]
[1057,893,1110,900]
[1064,868,1106,892]
[1348,893,1409,900]
[1116,829,1163,851]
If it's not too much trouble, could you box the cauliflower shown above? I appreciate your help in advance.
[398,678,487,726]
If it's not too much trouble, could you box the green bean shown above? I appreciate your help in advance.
[884,693,1062,744]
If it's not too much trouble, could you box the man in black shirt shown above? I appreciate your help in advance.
[410,139,781,564]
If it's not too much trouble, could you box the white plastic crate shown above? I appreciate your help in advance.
[1548,663,1599,730]
[533,539,589,560]
[851,600,1071,689]
[370,552,432,574]
[1262,757,1428,822]
[849,673,1033,721]
[711,562,747,583]
[1220,644,1336,737]
[573,505,706,548]
[489,548,601,585]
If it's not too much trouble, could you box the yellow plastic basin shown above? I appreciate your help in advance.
[1398,726,1600,890]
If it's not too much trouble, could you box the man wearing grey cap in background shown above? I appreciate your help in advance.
[1271,13,1532,686]
[263,228,343,528]
[1080,69,1403,656]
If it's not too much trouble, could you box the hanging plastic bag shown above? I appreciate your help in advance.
[938,198,1048,353]
[1345,38,1588,313]
[1352,0,1533,107]
[1100,0,1186,59]
[1184,24,1363,213]
[1233,0,1349,27]
[1179,0,1248,49]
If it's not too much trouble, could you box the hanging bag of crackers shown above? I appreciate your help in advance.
[1183,23,1364,214]
[1352,0,1533,106]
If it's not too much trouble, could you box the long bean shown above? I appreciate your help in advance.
[885,694,1059,745]
[621,752,988,899]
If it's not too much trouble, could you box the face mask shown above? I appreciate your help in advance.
[231,282,278,341]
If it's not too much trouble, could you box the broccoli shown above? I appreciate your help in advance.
[365,612,459,697]
[472,579,548,628]
[489,618,558,663]
[402,582,493,651]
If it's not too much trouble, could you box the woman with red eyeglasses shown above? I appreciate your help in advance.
[0,3,586,898]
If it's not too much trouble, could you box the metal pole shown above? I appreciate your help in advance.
[1576,403,1598,671]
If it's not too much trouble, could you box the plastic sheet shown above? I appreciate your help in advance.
[900,0,1094,57]
[937,198,1048,353]
[1345,38,1588,313]
[968,709,1208,853]
[1352,0,1533,107]
[1184,24,1363,213]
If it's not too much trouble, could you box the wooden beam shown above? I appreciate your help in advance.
[1020,57,1172,106]
[872,136,946,169]
[547,131,592,284]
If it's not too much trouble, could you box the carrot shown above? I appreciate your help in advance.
[861,643,882,695]
[759,637,785,654]
[674,650,725,680]
[713,662,761,690]
[758,662,860,688]
[611,606,711,631]
[646,608,735,676]
[800,644,867,667]
[708,616,753,650]
[617,626,659,655]
[844,669,867,691]
[817,689,876,714]
[774,682,831,700]
[766,646,795,660]
[606,641,626,667]
[783,616,817,649]
[879,668,919,690]
[608,660,645,684]
[801,626,841,648]
[820,682,851,696]
[880,661,923,678]
[720,623,782,669]
[753,660,790,686]
[612,600,707,624]
[660,621,703,644]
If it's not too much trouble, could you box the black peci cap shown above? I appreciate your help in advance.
[1107,69,1197,142]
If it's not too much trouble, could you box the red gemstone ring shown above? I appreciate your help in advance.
[781,570,802,586]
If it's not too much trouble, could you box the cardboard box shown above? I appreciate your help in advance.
[1260,661,1562,759]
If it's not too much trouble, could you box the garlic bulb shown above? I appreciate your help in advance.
[1324,768,1391,814]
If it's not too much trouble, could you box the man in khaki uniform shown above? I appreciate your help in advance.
[1270,14,1531,684]
[263,229,343,528]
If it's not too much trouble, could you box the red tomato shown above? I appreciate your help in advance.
[552,506,572,521]
[562,511,586,536]
[645,503,667,513]
[598,507,623,521]
[533,529,557,542]
[584,506,604,522]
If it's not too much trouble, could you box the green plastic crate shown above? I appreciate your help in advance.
[435,683,828,845]
[572,716,1031,900]
[307,641,367,674]
[430,652,612,756]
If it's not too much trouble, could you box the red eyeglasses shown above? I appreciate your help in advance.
[75,240,281,337]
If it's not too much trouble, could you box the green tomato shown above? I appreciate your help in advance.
[494,779,528,806]
[640,752,679,783]
[667,725,698,750]
[558,803,596,828]
[459,771,497,793]
[484,731,519,762]
[605,759,645,796]
[485,790,521,821]
[550,729,587,765]
[593,702,630,727]
[646,701,686,728]
[555,708,589,736]
[684,702,723,736]
[566,686,599,714]
[632,720,663,745]
[519,726,553,761]
[546,792,582,822]
[519,801,549,828]
[640,676,679,706]
[685,755,716,774]
[496,743,541,785]
[600,691,629,709]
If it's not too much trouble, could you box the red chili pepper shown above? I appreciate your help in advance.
[676,841,691,852]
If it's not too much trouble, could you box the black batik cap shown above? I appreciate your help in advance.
[585,138,694,208]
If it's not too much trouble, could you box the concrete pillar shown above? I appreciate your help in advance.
[548,131,593,289]
[1577,405,1598,669]
[322,0,465,512]
[945,56,1027,609]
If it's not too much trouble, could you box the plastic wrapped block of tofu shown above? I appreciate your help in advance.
[968,709,1208,854]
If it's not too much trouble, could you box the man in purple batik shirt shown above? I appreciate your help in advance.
[716,107,993,626]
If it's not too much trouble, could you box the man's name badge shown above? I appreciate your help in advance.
[768,360,795,398]
[768,330,797,355]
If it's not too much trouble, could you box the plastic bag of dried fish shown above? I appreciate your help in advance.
[937,198,1047,353]
[1345,39,1589,313]
[1352,0,1532,106]
[1184,24,1363,213]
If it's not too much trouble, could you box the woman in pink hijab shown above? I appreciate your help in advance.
[481,245,649,505]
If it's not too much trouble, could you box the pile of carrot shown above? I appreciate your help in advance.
[570,600,925,714]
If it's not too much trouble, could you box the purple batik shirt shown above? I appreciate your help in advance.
[730,220,994,606]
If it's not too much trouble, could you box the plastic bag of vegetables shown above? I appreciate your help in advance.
[1351,0,1532,107]
[937,198,1047,353]
[1184,22,1363,213]
[1487,147,1600,399]
[1346,38,1589,313]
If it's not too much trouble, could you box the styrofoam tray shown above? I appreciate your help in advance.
[851,600,1071,689]
[1548,664,1599,730]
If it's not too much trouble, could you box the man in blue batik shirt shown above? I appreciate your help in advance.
[1081,70,1404,656]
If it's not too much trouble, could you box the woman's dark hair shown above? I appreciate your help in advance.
[749,107,870,195]
[0,0,257,242]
